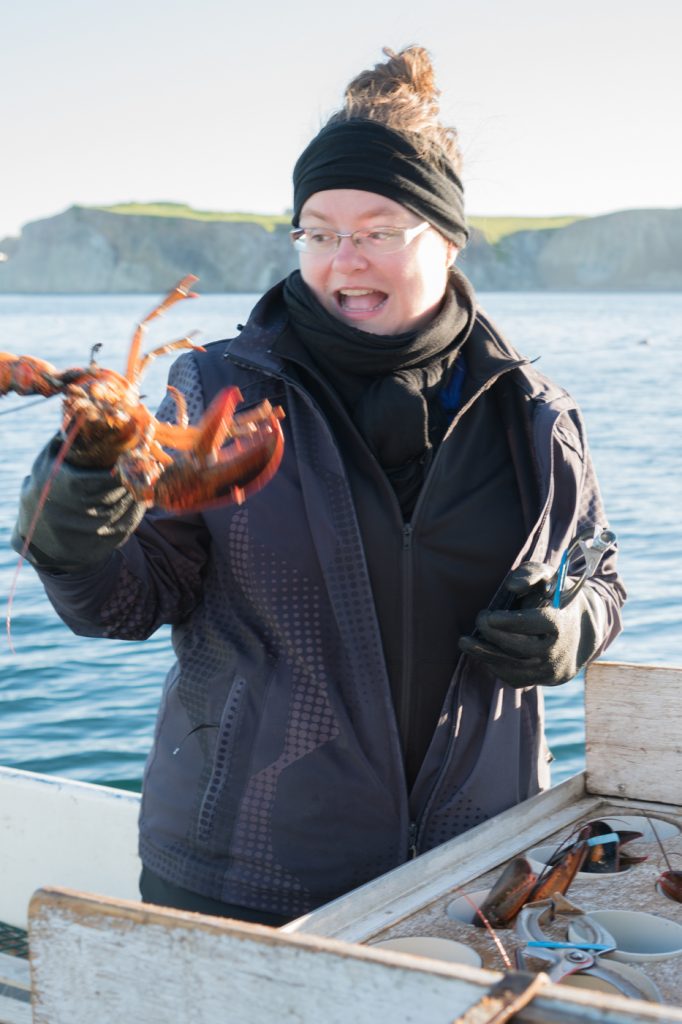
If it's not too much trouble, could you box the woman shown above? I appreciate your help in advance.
[13,46,625,926]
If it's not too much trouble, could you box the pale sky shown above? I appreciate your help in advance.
[2,0,680,240]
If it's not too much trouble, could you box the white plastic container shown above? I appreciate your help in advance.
[568,909,682,963]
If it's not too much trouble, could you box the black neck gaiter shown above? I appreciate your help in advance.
[283,270,476,516]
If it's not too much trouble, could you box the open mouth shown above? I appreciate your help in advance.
[336,288,388,314]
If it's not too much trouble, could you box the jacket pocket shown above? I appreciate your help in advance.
[196,675,248,844]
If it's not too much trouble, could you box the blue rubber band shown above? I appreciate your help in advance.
[526,941,612,951]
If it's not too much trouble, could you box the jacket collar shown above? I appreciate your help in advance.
[472,307,577,412]
[223,281,290,375]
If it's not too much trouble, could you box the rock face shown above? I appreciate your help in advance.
[458,209,682,291]
[1,205,681,293]
[0,207,298,294]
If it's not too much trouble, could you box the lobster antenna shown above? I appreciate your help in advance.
[647,815,674,873]
[458,890,512,970]
[6,413,86,653]
[0,396,53,417]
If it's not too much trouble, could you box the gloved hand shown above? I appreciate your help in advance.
[11,436,146,572]
[459,562,607,687]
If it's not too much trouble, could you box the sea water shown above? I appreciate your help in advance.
[0,290,680,790]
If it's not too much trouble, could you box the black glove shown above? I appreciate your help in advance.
[459,561,607,688]
[11,436,146,572]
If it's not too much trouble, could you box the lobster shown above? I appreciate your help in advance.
[475,844,588,929]
[646,815,682,905]
[0,275,285,513]
[658,868,682,904]
[474,818,650,929]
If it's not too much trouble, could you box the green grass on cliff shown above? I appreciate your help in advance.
[93,202,584,243]
[94,202,290,232]
[467,214,584,244]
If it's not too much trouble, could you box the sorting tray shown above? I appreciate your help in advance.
[289,663,682,1008]
[370,803,682,1003]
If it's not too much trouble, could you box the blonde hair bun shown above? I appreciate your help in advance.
[328,46,462,173]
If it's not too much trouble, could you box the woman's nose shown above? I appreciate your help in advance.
[331,236,369,271]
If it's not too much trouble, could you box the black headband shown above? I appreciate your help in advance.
[292,119,469,247]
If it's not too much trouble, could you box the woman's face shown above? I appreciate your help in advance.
[298,189,457,335]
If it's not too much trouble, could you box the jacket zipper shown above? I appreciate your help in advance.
[407,820,419,859]
[399,523,414,758]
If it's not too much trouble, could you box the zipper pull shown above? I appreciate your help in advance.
[408,821,419,859]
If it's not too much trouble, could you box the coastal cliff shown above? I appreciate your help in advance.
[458,208,682,291]
[1,204,681,293]
[0,207,296,294]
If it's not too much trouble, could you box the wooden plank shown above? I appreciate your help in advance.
[585,662,682,804]
[0,766,141,929]
[27,888,682,1024]
[0,992,31,1024]
[0,956,30,1024]
[26,887,495,1024]
[286,775,596,942]
[0,953,29,991]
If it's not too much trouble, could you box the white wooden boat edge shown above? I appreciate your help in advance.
[0,765,141,929]
[0,952,31,1024]
[0,952,30,991]
[0,993,31,1024]
[26,886,682,1024]
[0,765,141,802]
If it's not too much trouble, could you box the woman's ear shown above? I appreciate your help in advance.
[446,244,459,268]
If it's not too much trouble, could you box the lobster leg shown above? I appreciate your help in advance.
[165,385,189,430]
[125,275,199,384]
[136,335,205,380]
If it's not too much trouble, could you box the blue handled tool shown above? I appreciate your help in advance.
[548,526,617,609]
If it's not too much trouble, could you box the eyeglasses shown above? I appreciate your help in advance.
[290,222,431,255]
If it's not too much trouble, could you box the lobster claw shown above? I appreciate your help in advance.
[476,857,539,928]
[577,819,648,873]
[0,352,94,397]
[657,869,682,903]
[120,386,285,513]
[475,840,590,929]
[530,839,588,901]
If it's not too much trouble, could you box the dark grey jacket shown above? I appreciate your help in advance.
[35,283,624,918]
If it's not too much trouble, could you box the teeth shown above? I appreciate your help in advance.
[339,288,375,296]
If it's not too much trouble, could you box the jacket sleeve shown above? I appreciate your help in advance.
[19,352,211,641]
[35,510,211,640]
[572,427,626,659]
